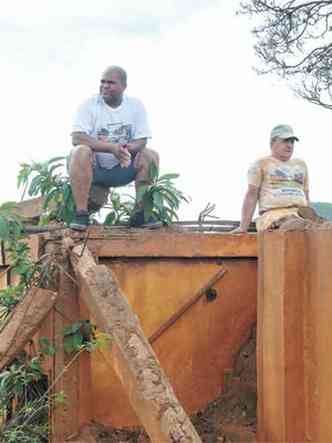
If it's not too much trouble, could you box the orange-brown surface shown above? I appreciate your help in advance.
[258,229,332,443]
[0,230,258,438]
[90,257,257,427]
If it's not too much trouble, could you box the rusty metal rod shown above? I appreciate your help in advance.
[149,268,227,344]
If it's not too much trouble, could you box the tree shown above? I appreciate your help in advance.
[239,1,332,110]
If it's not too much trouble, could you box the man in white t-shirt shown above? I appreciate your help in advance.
[68,65,159,230]
[233,124,324,233]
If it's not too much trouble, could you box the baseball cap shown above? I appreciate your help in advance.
[270,124,299,141]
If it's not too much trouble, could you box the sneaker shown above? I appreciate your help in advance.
[70,211,90,231]
[128,210,162,229]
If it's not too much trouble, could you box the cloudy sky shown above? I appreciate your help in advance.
[1,0,331,220]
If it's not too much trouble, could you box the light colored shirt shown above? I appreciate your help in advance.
[248,156,309,214]
[72,94,151,169]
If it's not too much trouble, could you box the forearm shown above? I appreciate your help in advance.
[240,192,258,231]
[72,132,118,154]
[127,138,147,154]
[305,190,310,205]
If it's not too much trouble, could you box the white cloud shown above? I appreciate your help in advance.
[0,1,331,220]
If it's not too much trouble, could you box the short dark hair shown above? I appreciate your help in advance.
[103,66,127,86]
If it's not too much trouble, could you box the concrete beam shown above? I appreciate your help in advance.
[0,287,57,371]
[69,242,201,443]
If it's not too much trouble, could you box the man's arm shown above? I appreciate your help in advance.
[232,185,259,233]
[125,138,147,154]
[72,132,131,164]
[305,190,310,205]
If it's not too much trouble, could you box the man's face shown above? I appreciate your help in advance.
[99,70,126,105]
[271,137,295,161]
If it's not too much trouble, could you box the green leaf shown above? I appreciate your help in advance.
[104,212,117,226]
[148,162,159,182]
[63,321,82,336]
[0,217,10,240]
[136,185,149,203]
[158,173,179,181]
[153,191,164,212]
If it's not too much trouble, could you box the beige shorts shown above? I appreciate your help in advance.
[255,208,301,232]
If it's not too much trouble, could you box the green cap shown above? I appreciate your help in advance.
[270,124,299,141]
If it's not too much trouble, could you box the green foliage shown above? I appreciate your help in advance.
[0,202,24,242]
[136,163,190,225]
[0,285,26,321]
[0,205,42,322]
[311,202,332,221]
[0,356,48,443]
[63,320,95,354]
[17,157,76,225]
[104,190,135,226]
[63,320,112,354]
[38,338,56,357]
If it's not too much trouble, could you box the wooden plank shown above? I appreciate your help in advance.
[0,287,57,371]
[13,196,45,219]
[305,230,332,442]
[68,242,201,443]
[257,230,332,442]
[83,230,257,258]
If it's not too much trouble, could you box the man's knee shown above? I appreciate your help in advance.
[134,148,159,169]
[69,145,94,171]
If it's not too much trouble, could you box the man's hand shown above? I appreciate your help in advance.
[113,144,131,168]
[230,227,247,234]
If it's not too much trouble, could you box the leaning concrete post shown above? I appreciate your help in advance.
[68,242,201,443]
[257,229,332,442]
[0,287,57,371]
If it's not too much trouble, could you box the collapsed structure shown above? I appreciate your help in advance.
[1,214,332,442]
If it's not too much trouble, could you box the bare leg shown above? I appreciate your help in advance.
[134,148,160,194]
[68,145,94,212]
[129,148,160,226]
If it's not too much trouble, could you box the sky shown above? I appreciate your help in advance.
[1,0,331,221]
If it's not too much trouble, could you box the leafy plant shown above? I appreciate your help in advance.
[136,163,190,225]
[63,320,95,354]
[0,202,24,242]
[17,157,76,225]
[104,190,135,226]
[0,356,48,443]
[0,204,42,322]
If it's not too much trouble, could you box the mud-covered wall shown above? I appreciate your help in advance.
[89,257,257,427]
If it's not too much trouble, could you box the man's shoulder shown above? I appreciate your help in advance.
[123,95,145,109]
[289,157,307,167]
[77,95,102,109]
[250,156,273,168]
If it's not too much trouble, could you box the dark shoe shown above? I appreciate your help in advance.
[129,210,162,229]
[70,211,90,231]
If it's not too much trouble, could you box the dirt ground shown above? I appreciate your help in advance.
[85,325,257,443]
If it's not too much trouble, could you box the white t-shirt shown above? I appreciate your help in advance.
[72,94,151,169]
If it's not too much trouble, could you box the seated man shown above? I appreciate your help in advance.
[233,124,323,233]
[68,65,159,230]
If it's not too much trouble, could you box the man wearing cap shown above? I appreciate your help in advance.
[233,124,323,233]
[68,65,159,230]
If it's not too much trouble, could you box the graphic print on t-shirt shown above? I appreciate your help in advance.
[269,166,305,197]
[97,123,133,144]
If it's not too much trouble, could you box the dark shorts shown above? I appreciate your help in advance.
[92,160,138,188]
